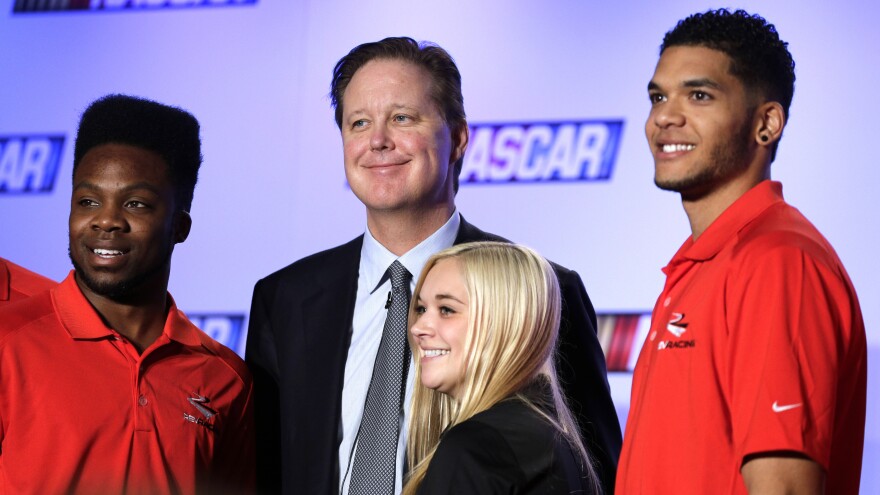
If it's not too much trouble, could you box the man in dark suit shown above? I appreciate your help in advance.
[246,37,621,495]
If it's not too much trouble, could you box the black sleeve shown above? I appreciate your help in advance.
[417,422,522,495]
[554,265,622,494]
[245,278,282,494]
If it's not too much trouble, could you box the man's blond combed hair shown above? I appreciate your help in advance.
[403,242,599,494]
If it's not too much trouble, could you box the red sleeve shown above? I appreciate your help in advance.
[725,241,856,470]
[213,374,256,494]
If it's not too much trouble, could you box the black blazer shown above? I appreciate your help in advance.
[246,218,621,494]
[418,390,598,495]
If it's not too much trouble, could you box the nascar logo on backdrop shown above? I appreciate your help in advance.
[0,135,64,194]
[13,0,256,13]
[461,120,623,184]
[187,313,246,356]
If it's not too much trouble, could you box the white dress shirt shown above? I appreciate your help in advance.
[338,211,461,494]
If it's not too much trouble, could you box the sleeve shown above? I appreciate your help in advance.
[212,374,256,494]
[727,243,857,470]
[553,265,622,493]
[418,422,522,495]
[244,278,283,493]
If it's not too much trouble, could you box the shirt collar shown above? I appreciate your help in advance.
[53,271,202,346]
[671,180,785,266]
[362,209,461,293]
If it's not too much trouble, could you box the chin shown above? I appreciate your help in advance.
[73,268,137,300]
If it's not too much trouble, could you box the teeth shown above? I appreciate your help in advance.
[423,349,450,357]
[662,144,695,153]
[93,248,123,256]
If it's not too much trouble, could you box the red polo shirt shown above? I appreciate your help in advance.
[0,272,255,494]
[0,257,56,306]
[617,181,866,494]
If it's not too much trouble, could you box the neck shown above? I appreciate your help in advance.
[683,166,769,241]
[366,203,455,256]
[77,275,170,354]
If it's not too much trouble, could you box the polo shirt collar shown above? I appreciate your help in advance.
[53,271,202,346]
[673,180,785,264]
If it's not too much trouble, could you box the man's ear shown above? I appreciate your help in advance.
[173,210,192,244]
[754,101,785,146]
[450,121,469,164]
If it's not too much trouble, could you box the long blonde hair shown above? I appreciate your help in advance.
[403,242,599,494]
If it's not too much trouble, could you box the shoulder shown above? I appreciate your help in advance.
[454,218,510,244]
[0,291,56,345]
[548,260,584,292]
[2,258,56,299]
[423,414,524,491]
[726,202,855,296]
[254,236,363,293]
[455,220,583,290]
[439,419,511,453]
[423,401,582,494]
[437,400,538,462]
[180,314,252,386]
[734,202,837,265]
[441,400,556,463]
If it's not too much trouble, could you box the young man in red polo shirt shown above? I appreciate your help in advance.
[617,9,867,494]
[0,257,55,306]
[0,95,254,494]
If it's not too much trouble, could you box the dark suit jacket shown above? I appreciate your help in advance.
[246,218,621,494]
[418,388,598,495]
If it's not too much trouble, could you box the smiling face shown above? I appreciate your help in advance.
[646,45,757,199]
[410,258,469,400]
[69,143,188,301]
[340,58,465,217]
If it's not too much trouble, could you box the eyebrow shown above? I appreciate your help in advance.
[346,103,416,117]
[434,293,465,305]
[683,78,722,89]
[73,181,162,195]
[647,78,722,92]
[416,293,466,305]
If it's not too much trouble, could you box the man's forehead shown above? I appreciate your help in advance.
[652,46,734,84]
[349,57,432,88]
[73,143,172,183]
[342,59,442,114]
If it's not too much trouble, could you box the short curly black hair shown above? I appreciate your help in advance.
[73,94,202,212]
[661,9,795,121]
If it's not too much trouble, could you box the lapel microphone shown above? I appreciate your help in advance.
[385,291,393,309]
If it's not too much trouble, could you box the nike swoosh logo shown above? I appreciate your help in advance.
[772,401,802,413]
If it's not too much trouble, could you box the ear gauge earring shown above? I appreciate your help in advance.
[760,135,769,143]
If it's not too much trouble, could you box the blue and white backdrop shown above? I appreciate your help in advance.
[1,0,877,488]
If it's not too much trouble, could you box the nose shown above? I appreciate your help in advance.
[410,312,434,340]
[650,99,685,129]
[369,122,394,152]
[92,204,126,232]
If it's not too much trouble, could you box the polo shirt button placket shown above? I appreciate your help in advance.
[134,361,153,432]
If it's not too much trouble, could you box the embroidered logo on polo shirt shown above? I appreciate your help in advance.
[666,312,689,337]
[183,393,216,430]
[657,312,695,350]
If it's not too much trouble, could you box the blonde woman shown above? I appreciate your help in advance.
[403,242,600,494]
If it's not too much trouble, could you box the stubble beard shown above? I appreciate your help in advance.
[654,122,753,200]
[68,245,172,302]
